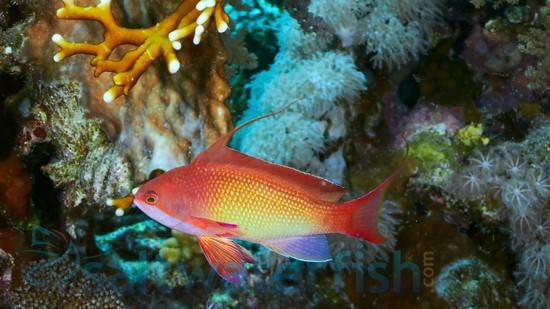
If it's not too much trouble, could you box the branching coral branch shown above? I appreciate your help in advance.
[52,0,229,102]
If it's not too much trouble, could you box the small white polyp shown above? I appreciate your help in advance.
[169,59,181,74]
[103,90,115,103]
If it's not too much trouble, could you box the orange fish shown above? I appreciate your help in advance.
[133,114,393,283]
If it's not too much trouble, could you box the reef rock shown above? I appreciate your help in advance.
[0,248,14,301]
[9,0,232,207]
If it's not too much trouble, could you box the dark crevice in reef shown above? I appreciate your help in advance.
[28,144,64,229]
[0,70,64,229]
[398,70,421,110]
[0,73,25,160]
[0,1,32,30]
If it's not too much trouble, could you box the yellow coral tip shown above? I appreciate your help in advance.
[169,59,181,74]
[115,208,125,217]
[132,186,140,195]
[56,8,65,17]
[217,22,229,33]
[172,41,182,50]
[52,34,63,43]
[113,74,123,85]
[103,90,115,103]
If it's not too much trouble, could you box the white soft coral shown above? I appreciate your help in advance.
[251,51,366,118]
[364,3,426,69]
[309,0,442,70]
[236,15,368,182]
[239,113,326,170]
[308,0,371,47]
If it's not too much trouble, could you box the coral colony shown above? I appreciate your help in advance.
[0,0,549,308]
[52,0,229,102]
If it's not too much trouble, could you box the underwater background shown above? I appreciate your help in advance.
[0,0,548,308]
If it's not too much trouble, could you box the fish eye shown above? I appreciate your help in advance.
[144,191,158,205]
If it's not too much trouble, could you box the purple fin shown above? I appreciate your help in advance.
[265,235,331,262]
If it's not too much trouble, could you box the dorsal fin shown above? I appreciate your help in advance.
[193,113,348,202]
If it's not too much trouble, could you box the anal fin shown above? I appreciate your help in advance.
[265,235,331,262]
[197,236,255,283]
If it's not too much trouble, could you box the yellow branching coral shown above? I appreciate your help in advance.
[106,193,134,216]
[52,0,229,103]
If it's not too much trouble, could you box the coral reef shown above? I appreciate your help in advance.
[309,0,442,69]
[518,3,550,93]
[408,129,458,185]
[445,123,550,308]
[53,0,230,102]
[1,0,549,308]
[456,123,489,147]
[6,0,234,208]
[94,219,194,289]
[32,81,132,207]
[159,229,204,265]
[0,248,14,301]
[235,13,367,183]
[6,250,124,308]
[435,257,509,308]
[470,0,518,9]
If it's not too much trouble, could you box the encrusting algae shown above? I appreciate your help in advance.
[52,0,229,102]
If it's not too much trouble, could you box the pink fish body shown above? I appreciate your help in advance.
[134,114,393,283]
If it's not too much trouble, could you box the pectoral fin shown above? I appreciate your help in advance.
[197,236,255,283]
[265,235,332,262]
[188,216,240,237]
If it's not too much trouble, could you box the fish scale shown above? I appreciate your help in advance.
[186,166,333,240]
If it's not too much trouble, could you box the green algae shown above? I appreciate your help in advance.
[409,129,459,185]
[456,123,489,147]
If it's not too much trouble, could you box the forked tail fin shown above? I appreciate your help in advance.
[340,175,394,244]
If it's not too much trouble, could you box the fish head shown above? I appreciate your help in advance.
[133,168,188,221]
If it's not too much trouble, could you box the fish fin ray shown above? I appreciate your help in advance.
[341,175,394,244]
[197,236,255,283]
[265,235,331,262]
[193,114,348,203]
[189,216,238,229]
[188,216,240,237]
